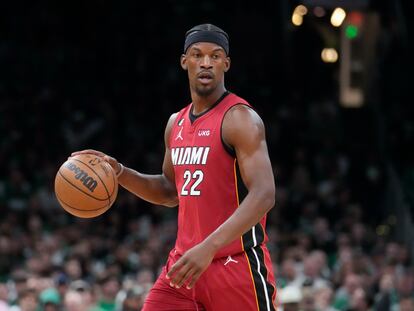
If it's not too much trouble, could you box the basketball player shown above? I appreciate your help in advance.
[72,24,277,310]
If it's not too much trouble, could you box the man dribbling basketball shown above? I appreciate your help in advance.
[73,24,277,311]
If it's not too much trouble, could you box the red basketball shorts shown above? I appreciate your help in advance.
[142,245,277,311]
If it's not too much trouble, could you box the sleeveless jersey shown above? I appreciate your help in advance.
[169,92,269,259]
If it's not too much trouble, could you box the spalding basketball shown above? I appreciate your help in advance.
[54,154,118,218]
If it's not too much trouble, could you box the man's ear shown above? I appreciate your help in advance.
[180,54,187,70]
[224,56,231,72]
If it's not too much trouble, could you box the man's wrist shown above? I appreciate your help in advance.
[116,163,125,178]
[202,235,223,254]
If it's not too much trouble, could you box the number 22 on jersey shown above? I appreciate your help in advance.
[181,170,204,196]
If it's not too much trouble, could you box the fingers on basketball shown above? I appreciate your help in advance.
[71,149,106,157]
[55,153,118,218]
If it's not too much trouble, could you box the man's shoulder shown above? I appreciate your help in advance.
[167,103,191,127]
[222,102,264,137]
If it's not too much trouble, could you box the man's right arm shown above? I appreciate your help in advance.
[71,113,179,207]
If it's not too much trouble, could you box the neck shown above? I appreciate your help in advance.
[191,84,227,115]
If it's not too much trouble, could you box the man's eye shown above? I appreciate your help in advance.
[212,55,219,59]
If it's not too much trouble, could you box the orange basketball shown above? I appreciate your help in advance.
[54,154,118,218]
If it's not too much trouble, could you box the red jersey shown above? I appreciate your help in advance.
[169,92,269,259]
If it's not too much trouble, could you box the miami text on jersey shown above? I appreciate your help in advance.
[171,147,210,166]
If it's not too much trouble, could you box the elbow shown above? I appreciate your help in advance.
[262,187,275,212]
[160,176,178,207]
[265,195,275,213]
[161,194,179,208]
[163,200,178,208]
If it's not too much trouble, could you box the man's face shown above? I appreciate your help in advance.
[123,296,144,311]
[19,293,38,311]
[181,42,230,97]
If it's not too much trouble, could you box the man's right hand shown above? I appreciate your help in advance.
[70,149,122,176]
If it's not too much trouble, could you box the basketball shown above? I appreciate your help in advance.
[54,154,118,218]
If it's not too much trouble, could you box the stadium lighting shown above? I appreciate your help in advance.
[292,13,303,26]
[294,5,308,16]
[330,7,346,27]
[376,225,390,236]
[291,4,307,26]
[321,48,338,63]
[345,24,359,39]
[313,6,325,17]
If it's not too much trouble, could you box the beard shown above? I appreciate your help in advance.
[194,84,216,97]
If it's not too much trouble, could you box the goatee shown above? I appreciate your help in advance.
[195,86,215,97]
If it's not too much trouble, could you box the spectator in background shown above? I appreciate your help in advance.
[278,285,302,311]
[0,282,10,311]
[314,287,339,311]
[68,280,95,311]
[349,288,370,311]
[333,273,362,311]
[8,271,28,309]
[89,274,120,311]
[13,289,37,311]
[399,297,414,311]
[64,258,84,282]
[38,288,61,311]
[374,272,395,311]
[394,271,414,309]
[300,286,317,311]
[311,218,335,255]
[55,274,69,303]
[293,252,330,289]
[64,290,84,311]
[120,286,146,311]
[278,258,299,288]
[311,250,331,280]
[0,235,15,279]
[332,246,354,287]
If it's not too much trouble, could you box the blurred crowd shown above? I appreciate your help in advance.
[1,92,412,311]
[1,1,411,311]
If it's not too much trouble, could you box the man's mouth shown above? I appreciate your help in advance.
[197,72,214,84]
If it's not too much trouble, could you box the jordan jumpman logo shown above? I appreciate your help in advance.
[224,255,238,266]
[175,127,183,141]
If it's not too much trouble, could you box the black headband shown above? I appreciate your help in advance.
[184,30,229,55]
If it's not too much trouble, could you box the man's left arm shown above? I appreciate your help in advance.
[167,105,275,289]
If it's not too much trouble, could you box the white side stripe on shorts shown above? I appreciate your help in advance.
[251,247,271,311]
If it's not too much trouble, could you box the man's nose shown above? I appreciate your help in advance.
[200,55,212,68]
